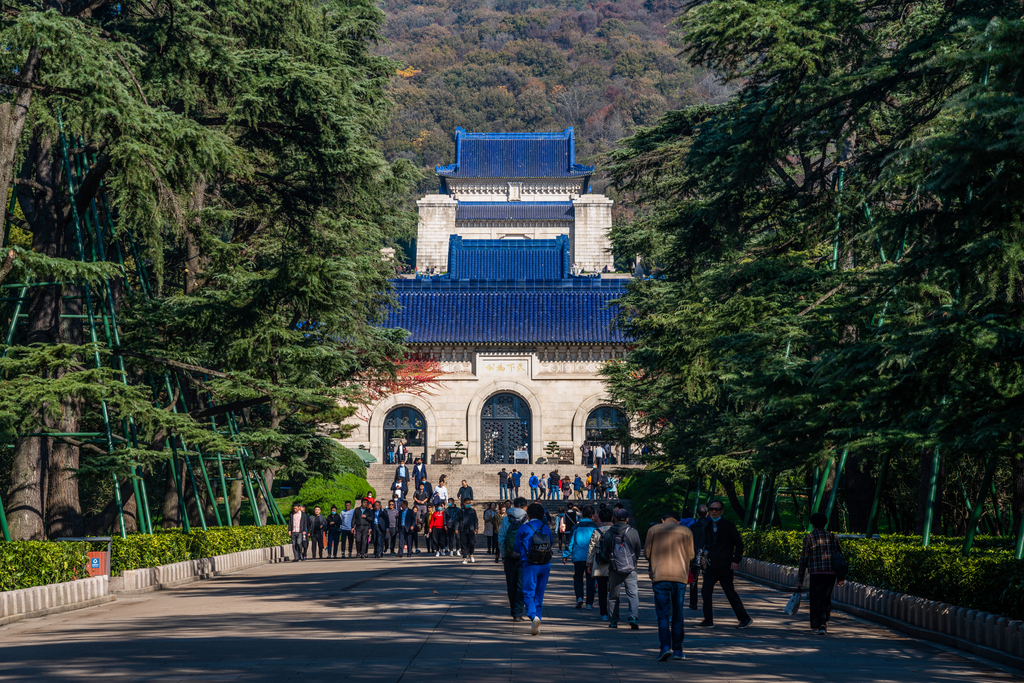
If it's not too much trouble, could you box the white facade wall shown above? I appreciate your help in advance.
[571,194,615,272]
[416,194,457,272]
[341,345,628,466]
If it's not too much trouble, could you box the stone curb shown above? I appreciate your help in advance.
[737,557,1024,673]
[0,543,291,624]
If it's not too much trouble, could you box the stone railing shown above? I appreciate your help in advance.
[738,557,1023,670]
[0,575,112,627]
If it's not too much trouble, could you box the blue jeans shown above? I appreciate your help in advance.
[653,581,686,651]
[499,483,508,499]
[530,486,539,500]
[522,562,551,620]
[551,488,560,500]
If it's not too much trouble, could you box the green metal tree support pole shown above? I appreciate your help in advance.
[962,455,1000,554]
[922,446,942,547]
[808,458,834,530]
[824,448,849,520]
[744,475,760,527]
[705,474,717,507]
[0,490,10,541]
[865,453,889,537]
[691,478,702,517]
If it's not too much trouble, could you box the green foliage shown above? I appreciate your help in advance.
[0,541,88,592]
[744,531,1024,620]
[110,526,289,575]
[618,470,689,532]
[295,474,376,512]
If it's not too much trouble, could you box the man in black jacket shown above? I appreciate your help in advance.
[396,501,417,558]
[325,505,343,559]
[696,501,752,629]
[413,458,427,489]
[309,506,328,559]
[287,503,308,562]
[457,480,474,505]
[372,500,390,558]
[444,499,462,555]
[352,499,373,558]
[460,499,479,563]
[395,460,410,486]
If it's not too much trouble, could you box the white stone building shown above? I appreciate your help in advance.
[341,130,630,472]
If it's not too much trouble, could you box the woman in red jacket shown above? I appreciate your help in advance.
[428,504,448,557]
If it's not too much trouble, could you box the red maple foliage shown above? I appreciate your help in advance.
[355,353,445,420]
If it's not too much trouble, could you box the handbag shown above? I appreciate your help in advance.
[784,591,802,616]
[830,534,849,580]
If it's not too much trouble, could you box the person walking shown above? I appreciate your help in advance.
[288,503,308,562]
[528,472,540,500]
[352,499,373,558]
[396,500,416,558]
[556,507,566,550]
[498,468,509,500]
[412,457,428,490]
[549,473,560,501]
[340,500,355,558]
[444,498,461,556]
[798,512,846,635]
[562,504,598,610]
[511,469,522,497]
[689,505,709,609]
[538,474,548,500]
[309,506,327,559]
[515,503,554,635]
[483,503,497,555]
[391,477,406,504]
[602,508,642,629]
[573,474,584,499]
[696,501,752,629]
[413,483,429,531]
[386,500,399,554]
[433,478,449,507]
[326,505,342,559]
[460,499,479,563]
[498,498,528,621]
[645,511,695,661]
[394,458,410,485]
[457,480,474,505]
[428,503,447,557]
[587,507,614,618]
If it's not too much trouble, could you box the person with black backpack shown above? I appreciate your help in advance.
[514,503,554,635]
[498,498,529,621]
[797,512,847,635]
[600,508,642,629]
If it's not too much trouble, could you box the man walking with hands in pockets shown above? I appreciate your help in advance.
[695,501,752,629]
[645,511,694,661]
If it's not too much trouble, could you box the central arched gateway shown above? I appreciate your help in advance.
[481,393,532,464]
[383,406,426,464]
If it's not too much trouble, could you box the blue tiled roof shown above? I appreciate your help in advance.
[448,235,570,280]
[384,286,627,344]
[437,128,594,179]
[456,202,574,222]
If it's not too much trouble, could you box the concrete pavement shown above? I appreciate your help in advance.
[0,549,1019,682]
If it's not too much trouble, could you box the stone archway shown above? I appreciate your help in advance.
[466,381,543,465]
[572,393,613,465]
[368,395,439,463]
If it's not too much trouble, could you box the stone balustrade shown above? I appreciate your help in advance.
[0,575,111,626]
[738,557,1023,670]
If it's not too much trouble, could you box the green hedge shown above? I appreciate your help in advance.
[0,541,88,592]
[293,473,375,514]
[743,530,1024,620]
[0,525,289,591]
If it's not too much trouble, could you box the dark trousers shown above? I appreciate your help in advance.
[689,566,701,608]
[572,561,595,604]
[702,567,750,624]
[461,530,476,557]
[431,528,447,551]
[595,575,609,615]
[341,529,354,555]
[375,528,388,557]
[447,529,459,551]
[486,534,495,553]
[653,581,686,651]
[389,529,398,552]
[327,530,341,557]
[809,573,836,629]
[398,528,414,556]
[290,532,303,561]
[355,526,371,556]
[310,531,325,558]
[503,557,525,618]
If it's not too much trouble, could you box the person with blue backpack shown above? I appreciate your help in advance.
[515,502,554,635]
[562,505,598,610]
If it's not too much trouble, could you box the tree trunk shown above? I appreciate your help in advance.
[229,479,243,526]
[719,475,746,520]
[0,47,41,275]
[1012,450,1024,536]
[844,455,874,533]
[161,461,182,528]
[85,480,138,535]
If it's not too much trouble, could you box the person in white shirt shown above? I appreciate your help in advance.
[340,501,356,558]
[434,482,449,506]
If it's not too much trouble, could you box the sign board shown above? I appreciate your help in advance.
[514,450,529,463]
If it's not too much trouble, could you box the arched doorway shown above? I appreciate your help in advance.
[585,407,629,464]
[481,393,532,464]
[383,407,426,464]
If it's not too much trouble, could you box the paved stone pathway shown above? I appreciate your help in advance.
[0,551,1018,682]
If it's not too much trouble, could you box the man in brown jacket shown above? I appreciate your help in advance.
[644,511,695,661]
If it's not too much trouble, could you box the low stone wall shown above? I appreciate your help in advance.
[0,543,291,625]
[0,575,112,626]
[739,558,1024,671]
[113,544,290,593]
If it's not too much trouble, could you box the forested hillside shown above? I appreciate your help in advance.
[375,0,726,187]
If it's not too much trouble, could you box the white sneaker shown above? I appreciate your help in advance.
[531,617,541,636]
[462,558,468,564]
[470,555,476,563]
[435,552,440,557]
[457,550,462,556]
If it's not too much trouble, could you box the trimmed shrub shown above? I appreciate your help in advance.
[295,473,375,513]
[0,541,88,591]
[743,530,1024,620]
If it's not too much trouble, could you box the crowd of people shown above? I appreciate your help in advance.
[287,463,847,660]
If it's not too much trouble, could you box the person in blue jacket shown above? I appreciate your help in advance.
[528,473,540,500]
[562,505,598,609]
[511,469,523,498]
[515,503,554,635]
